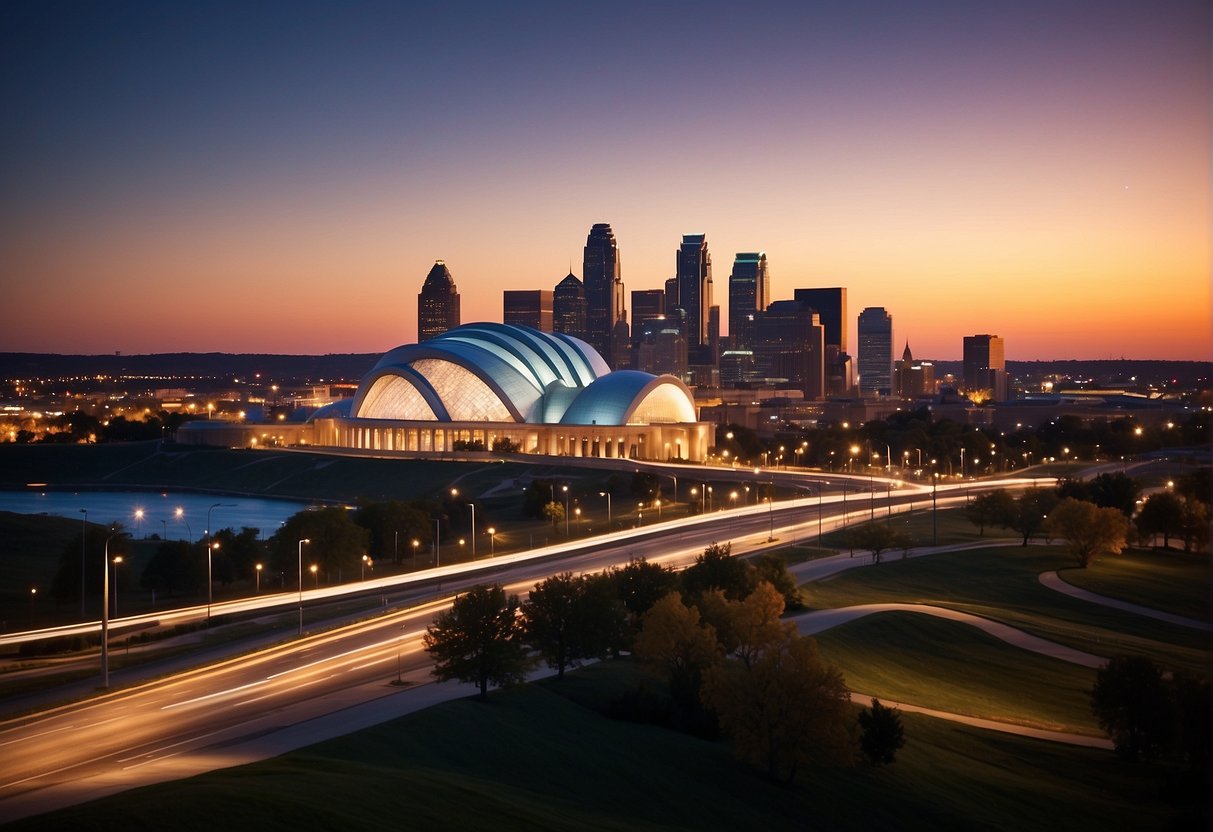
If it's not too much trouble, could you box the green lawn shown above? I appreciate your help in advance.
[806,545,1210,674]
[1059,548,1210,622]
[819,506,1015,550]
[10,660,1196,832]
[813,612,1100,733]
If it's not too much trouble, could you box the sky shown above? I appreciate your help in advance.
[1,0,1209,361]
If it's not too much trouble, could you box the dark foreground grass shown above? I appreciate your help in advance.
[813,612,1100,733]
[12,660,1196,832]
[807,545,1211,674]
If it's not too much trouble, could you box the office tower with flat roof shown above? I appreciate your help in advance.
[792,287,847,354]
[503,290,553,332]
[857,307,894,396]
[752,300,826,400]
[552,273,587,340]
[676,234,713,350]
[728,252,769,350]
[417,260,461,342]
[631,289,665,328]
[583,223,625,366]
[963,334,1007,401]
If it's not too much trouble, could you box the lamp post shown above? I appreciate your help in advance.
[297,538,310,636]
[29,587,37,628]
[488,526,496,555]
[255,563,263,593]
[599,491,612,529]
[134,508,144,539]
[766,483,775,542]
[932,473,939,546]
[562,485,570,536]
[412,538,420,561]
[78,509,87,620]
[817,486,823,541]
[451,488,476,558]
[206,542,220,620]
[310,564,318,588]
[433,518,441,565]
[111,555,124,617]
[101,530,123,688]
[361,554,369,581]
[175,507,191,542]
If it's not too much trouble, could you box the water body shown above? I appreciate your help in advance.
[0,490,312,540]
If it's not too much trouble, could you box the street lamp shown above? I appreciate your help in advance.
[361,554,370,581]
[451,488,476,558]
[134,508,144,539]
[310,563,319,588]
[412,538,420,560]
[297,538,310,636]
[78,508,88,620]
[849,445,860,472]
[111,555,124,617]
[175,507,191,542]
[488,526,496,555]
[562,485,570,536]
[207,542,220,619]
[29,587,37,628]
[101,530,124,688]
[599,491,612,529]
[255,563,263,593]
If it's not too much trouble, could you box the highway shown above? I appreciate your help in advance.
[0,474,1025,822]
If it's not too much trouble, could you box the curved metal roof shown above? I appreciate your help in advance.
[346,323,695,426]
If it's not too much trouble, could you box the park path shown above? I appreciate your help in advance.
[790,603,1106,668]
[1038,571,1208,630]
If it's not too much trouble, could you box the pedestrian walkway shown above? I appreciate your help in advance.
[1039,571,1208,630]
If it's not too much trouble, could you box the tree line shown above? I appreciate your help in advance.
[424,545,904,783]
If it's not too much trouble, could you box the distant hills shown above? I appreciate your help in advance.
[0,353,1208,388]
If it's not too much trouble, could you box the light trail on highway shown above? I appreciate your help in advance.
[0,473,1039,823]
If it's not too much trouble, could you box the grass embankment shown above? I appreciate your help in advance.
[1058,548,1210,622]
[818,506,1007,550]
[805,545,1210,675]
[812,612,1100,734]
[9,660,1191,832]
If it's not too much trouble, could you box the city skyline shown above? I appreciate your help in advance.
[1,1,1208,360]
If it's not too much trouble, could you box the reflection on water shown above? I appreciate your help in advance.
[0,490,314,540]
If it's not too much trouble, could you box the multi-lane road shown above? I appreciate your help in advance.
[0,474,1025,823]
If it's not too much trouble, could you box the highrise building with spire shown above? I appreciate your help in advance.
[417,260,460,342]
[583,223,625,366]
[552,272,588,340]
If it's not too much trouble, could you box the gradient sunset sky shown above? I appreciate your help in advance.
[2,0,1209,360]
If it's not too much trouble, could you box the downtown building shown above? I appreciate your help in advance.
[417,260,461,342]
[583,224,626,369]
[727,252,769,351]
[503,290,553,332]
[963,334,1008,401]
[793,287,853,396]
[857,307,893,397]
[552,273,588,340]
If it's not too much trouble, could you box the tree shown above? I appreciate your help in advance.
[847,523,910,564]
[749,552,803,610]
[1179,498,1210,554]
[634,592,721,711]
[1088,472,1142,517]
[703,632,853,783]
[998,488,1059,546]
[680,542,755,601]
[353,499,431,563]
[858,698,905,765]
[424,583,532,699]
[542,500,565,530]
[966,490,1014,536]
[269,506,369,583]
[522,572,625,678]
[1135,492,1184,549]
[1091,655,1172,761]
[1045,497,1129,568]
[140,540,203,596]
[608,557,680,621]
[51,523,129,605]
[211,526,263,584]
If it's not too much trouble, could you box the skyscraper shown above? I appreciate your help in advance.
[792,287,847,354]
[583,223,625,366]
[503,290,553,331]
[895,341,935,399]
[752,299,825,400]
[857,307,894,396]
[552,273,587,340]
[631,289,665,328]
[963,334,1007,401]
[417,260,460,342]
[676,234,713,350]
[728,252,769,350]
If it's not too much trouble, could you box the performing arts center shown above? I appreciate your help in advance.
[177,323,712,463]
